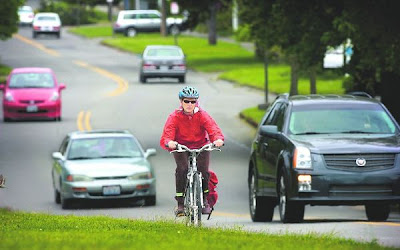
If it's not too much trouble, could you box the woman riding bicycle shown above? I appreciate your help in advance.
[160,86,224,216]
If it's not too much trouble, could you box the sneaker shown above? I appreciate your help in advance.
[175,204,184,217]
[202,203,212,214]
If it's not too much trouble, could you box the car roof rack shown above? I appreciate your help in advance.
[347,91,372,98]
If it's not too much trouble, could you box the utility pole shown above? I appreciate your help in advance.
[160,0,167,36]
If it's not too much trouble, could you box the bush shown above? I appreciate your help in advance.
[234,24,252,42]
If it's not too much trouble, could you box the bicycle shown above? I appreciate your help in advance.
[170,143,221,226]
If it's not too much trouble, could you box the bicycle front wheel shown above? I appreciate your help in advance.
[192,173,202,226]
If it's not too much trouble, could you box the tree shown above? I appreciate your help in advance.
[0,0,23,40]
[175,0,232,45]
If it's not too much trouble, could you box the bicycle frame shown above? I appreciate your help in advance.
[170,143,220,226]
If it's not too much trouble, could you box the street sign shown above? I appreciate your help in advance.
[170,2,179,14]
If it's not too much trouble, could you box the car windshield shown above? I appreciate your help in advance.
[289,103,398,135]
[9,73,55,88]
[146,48,182,57]
[67,137,143,160]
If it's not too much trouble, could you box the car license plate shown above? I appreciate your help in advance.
[103,185,121,195]
[26,105,38,112]
[160,65,168,71]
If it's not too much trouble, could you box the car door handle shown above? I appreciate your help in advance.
[263,142,269,147]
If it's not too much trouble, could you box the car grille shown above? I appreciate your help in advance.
[19,100,45,104]
[323,153,396,171]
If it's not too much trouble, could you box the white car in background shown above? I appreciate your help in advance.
[18,5,35,26]
[32,12,62,39]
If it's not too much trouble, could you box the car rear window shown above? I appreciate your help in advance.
[289,103,398,135]
[145,48,182,57]
[9,73,55,88]
[37,16,57,21]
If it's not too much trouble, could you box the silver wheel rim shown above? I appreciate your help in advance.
[127,29,136,37]
[250,174,256,215]
[279,176,286,217]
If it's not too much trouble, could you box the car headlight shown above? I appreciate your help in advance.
[293,147,312,169]
[66,175,93,182]
[127,172,152,180]
[5,92,14,102]
[49,91,59,101]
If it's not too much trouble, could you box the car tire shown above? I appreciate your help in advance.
[56,32,61,39]
[365,204,390,221]
[278,174,304,223]
[144,195,156,206]
[3,117,10,122]
[54,189,61,204]
[249,169,275,222]
[32,32,37,39]
[178,76,185,83]
[126,28,137,37]
[139,75,146,83]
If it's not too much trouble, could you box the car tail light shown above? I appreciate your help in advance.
[29,14,34,18]
[33,26,40,30]
[114,23,120,28]
[143,64,156,70]
[53,26,60,31]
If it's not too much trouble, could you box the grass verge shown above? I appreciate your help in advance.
[0,208,391,250]
[0,64,12,84]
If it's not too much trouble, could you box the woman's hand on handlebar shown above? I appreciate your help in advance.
[213,139,224,148]
[167,140,178,150]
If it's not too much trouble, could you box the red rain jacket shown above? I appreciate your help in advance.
[160,107,224,150]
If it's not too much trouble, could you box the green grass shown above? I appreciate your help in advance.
[0,64,12,84]
[0,208,391,250]
[69,25,115,38]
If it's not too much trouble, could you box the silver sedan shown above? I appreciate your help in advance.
[51,130,156,209]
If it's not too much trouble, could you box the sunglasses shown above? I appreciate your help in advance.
[183,100,197,104]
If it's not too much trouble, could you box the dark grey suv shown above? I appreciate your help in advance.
[249,93,400,223]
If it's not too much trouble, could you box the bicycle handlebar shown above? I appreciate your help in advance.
[170,143,222,154]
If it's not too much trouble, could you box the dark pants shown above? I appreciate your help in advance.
[173,151,210,203]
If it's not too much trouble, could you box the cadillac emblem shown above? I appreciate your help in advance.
[356,158,366,167]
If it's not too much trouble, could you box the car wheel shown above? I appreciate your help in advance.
[249,169,274,222]
[178,76,185,83]
[126,28,137,37]
[144,195,156,206]
[278,174,304,223]
[32,32,37,39]
[365,204,390,221]
[3,117,10,122]
[56,32,61,39]
[169,25,180,35]
[139,75,146,83]
[54,189,61,204]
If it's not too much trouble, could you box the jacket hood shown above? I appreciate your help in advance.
[290,134,400,154]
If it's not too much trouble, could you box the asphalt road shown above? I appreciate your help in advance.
[0,25,399,248]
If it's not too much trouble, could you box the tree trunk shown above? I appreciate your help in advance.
[381,71,400,123]
[290,60,299,96]
[264,49,269,104]
[310,67,317,94]
[160,0,167,36]
[208,1,217,45]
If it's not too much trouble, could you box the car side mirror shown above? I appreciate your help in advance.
[0,84,4,91]
[52,152,65,160]
[59,83,66,90]
[144,148,156,158]
[259,125,281,139]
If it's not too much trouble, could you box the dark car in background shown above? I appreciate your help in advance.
[248,93,400,223]
[139,45,186,83]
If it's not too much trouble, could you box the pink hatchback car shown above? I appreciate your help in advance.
[0,67,66,121]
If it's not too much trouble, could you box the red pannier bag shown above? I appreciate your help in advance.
[207,170,219,208]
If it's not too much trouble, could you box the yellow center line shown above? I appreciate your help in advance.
[13,34,60,57]
[84,111,92,131]
[77,111,85,131]
[73,60,129,97]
